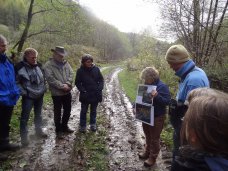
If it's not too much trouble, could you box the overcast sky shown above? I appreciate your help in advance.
[79,0,163,37]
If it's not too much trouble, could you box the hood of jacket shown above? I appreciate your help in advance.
[205,156,228,171]
[175,60,195,79]
[80,63,95,71]
[0,53,7,63]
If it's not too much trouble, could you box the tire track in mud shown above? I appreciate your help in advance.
[101,67,171,171]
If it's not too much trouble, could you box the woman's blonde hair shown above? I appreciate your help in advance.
[140,66,159,83]
[181,92,228,155]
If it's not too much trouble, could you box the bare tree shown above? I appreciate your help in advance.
[13,0,77,54]
[154,0,228,66]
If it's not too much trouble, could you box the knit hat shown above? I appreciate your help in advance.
[165,45,190,64]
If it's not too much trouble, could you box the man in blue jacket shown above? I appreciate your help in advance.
[0,35,20,153]
[165,44,209,171]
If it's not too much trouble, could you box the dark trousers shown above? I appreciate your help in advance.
[52,93,72,132]
[0,104,13,145]
[170,114,183,171]
[80,102,98,127]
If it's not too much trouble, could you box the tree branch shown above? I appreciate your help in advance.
[32,9,52,15]
[27,30,62,38]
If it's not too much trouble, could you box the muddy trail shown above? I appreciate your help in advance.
[1,67,172,171]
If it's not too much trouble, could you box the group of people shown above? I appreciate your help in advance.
[137,44,228,170]
[1,33,228,170]
[0,34,104,155]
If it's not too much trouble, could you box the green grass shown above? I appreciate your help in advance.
[72,112,109,171]
[161,117,174,149]
[118,68,139,102]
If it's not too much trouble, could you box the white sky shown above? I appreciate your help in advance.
[79,0,163,37]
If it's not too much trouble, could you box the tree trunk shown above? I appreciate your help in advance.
[16,0,34,53]
[192,0,200,65]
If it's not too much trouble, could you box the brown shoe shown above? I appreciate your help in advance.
[0,153,8,161]
[144,158,156,167]
[138,152,149,159]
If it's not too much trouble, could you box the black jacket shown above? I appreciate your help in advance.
[175,146,228,171]
[75,65,104,103]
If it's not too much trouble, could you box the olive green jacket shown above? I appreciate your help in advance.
[44,58,73,96]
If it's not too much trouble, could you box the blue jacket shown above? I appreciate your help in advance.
[175,60,209,103]
[0,53,20,106]
[150,79,171,117]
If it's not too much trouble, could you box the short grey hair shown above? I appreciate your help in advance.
[0,35,7,44]
[23,48,38,58]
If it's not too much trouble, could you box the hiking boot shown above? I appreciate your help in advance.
[35,130,48,138]
[0,153,8,161]
[138,151,149,159]
[90,125,97,132]
[0,143,20,152]
[56,132,64,139]
[144,158,156,167]
[79,127,86,133]
[62,127,74,133]
[21,137,29,147]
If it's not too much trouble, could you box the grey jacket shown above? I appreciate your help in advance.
[15,61,46,99]
[44,58,73,96]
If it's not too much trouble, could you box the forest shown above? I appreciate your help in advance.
[0,0,227,90]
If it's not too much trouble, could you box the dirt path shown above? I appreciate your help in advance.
[1,67,171,171]
[102,67,171,171]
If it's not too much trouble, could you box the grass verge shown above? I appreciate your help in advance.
[71,112,109,171]
[118,69,139,102]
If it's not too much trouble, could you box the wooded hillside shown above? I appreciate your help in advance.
[0,0,227,91]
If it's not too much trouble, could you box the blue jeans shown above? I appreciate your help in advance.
[80,102,98,127]
[20,96,43,138]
